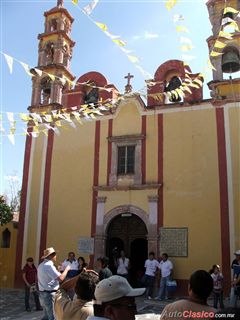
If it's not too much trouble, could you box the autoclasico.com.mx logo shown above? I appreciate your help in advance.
[161,310,236,318]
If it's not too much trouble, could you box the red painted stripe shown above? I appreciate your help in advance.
[157,114,163,229]
[14,132,32,287]
[107,119,113,186]
[141,116,146,184]
[215,108,231,293]
[39,130,54,261]
[90,121,101,267]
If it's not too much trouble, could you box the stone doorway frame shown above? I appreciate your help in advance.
[94,202,159,260]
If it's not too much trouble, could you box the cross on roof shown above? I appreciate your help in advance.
[124,73,134,93]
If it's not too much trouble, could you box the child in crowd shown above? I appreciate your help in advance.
[210,264,224,309]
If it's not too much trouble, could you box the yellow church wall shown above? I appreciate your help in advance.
[100,190,152,216]
[46,121,96,263]
[112,102,141,136]
[98,119,109,186]
[25,136,45,260]
[41,34,59,46]
[229,107,240,250]
[163,109,221,279]
[0,223,17,288]
[146,115,158,183]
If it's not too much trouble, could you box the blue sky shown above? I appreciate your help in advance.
[0,0,212,196]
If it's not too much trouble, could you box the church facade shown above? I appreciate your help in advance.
[11,0,239,294]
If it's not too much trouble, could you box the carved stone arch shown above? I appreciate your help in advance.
[103,205,149,234]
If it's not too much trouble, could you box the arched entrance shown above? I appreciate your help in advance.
[106,213,148,286]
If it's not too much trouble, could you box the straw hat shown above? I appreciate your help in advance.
[41,247,56,259]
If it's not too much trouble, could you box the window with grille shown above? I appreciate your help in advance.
[117,146,135,175]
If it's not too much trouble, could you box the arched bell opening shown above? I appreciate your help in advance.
[222,46,240,80]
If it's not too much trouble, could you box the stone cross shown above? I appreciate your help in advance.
[57,0,64,7]
[124,73,134,93]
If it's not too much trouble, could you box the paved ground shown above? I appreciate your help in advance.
[0,289,234,320]
[0,288,170,320]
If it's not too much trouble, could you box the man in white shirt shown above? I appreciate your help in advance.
[144,252,159,300]
[116,250,129,279]
[156,253,173,300]
[61,251,79,279]
[38,247,70,320]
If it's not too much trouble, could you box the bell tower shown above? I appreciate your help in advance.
[206,0,240,100]
[29,0,75,113]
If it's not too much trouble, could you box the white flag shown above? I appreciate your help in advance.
[180,37,192,45]
[3,53,14,74]
[7,112,14,122]
[83,0,99,15]
[173,14,184,22]
[7,134,15,145]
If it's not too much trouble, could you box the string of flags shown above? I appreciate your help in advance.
[1,2,240,145]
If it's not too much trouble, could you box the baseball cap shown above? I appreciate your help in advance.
[94,275,145,304]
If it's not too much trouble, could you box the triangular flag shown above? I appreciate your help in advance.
[112,39,127,47]
[173,14,184,22]
[55,120,62,127]
[182,54,196,61]
[219,31,233,39]
[193,78,203,86]
[227,21,239,32]
[127,55,140,63]
[104,31,120,39]
[95,22,108,31]
[19,113,31,121]
[7,112,14,122]
[165,0,178,11]
[180,45,194,52]
[180,37,192,45]
[20,62,33,77]
[7,134,15,145]
[53,127,61,135]
[176,25,189,33]
[210,51,223,57]
[72,0,78,4]
[83,0,99,15]
[223,7,239,14]
[207,59,216,71]
[34,68,43,76]
[3,53,14,74]
[214,40,226,49]
[47,73,55,81]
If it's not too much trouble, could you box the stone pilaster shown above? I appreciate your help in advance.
[147,195,158,255]
[94,196,107,259]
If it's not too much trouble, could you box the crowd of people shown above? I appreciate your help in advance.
[21,248,240,320]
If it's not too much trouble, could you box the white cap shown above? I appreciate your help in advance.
[95,275,145,304]
[234,250,240,256]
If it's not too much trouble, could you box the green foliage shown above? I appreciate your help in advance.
[0,196,13,226]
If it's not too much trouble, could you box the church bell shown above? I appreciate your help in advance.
[222,50,240,73]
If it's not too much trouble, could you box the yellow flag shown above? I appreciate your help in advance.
[223,7,239,14]
[47,73,55,81]
[55,120,62,127]
[95,22,108,31]
[182,85,192,94]
[210,51,223,57]
[19,113,31,121]
[72,0,78,4]
[176,25,189,33]
[112,39,126,47]
[193,78,203,86]
[214,40,226,49]
[165,0,178,11]
[127,55,139,63]
[227,21,239,32]
[219,31,233,39]
[180,45,193,52]
[207,59,216,71]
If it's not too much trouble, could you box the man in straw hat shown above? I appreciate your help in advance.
[86,275,145,320]
[38,247,71,320]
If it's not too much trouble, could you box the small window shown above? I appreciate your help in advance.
[117,146,135,175]
[1,228,11,248]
